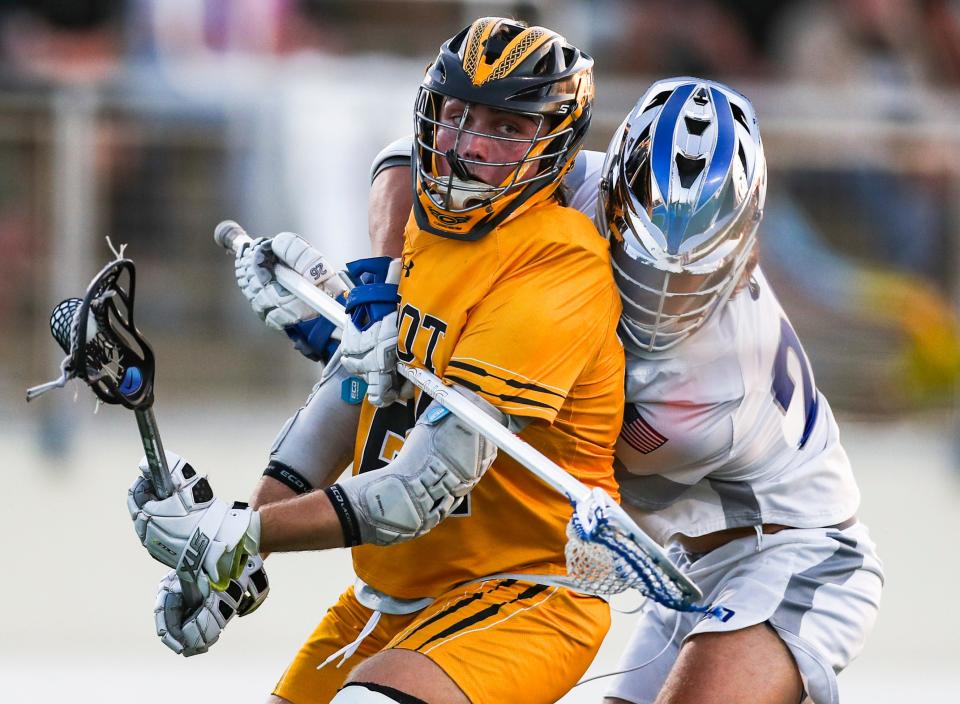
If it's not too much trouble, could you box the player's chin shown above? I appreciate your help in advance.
[472,167,510,187]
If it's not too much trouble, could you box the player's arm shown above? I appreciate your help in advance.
[369,163,410,258]
[254,363,363,507]
[262,385,504,550]
[128,387,505,575]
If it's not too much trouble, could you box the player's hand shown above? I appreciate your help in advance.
[127,452,260,590]
[340,257,410,406]
[155,555,269,657]
[234,233,349,362]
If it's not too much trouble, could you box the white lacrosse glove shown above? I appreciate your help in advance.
[234,235,269,312]
[340,258,410,406]
[155,554,269,657]
[341,309,413,406]
[242,232,350,331]
[235,233,352,362]
[127,452,260,590]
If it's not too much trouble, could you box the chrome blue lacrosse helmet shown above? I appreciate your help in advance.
[600,77,767,356]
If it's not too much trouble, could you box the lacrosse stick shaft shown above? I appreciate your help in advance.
[395,363,589,500]
[134,408,205,607]
[135,408,175,499]
[215,219,592,501]
[396,368,702,603]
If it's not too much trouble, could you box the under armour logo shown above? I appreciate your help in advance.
[402,261,415,278]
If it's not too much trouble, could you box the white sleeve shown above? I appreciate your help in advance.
[266,363,361,491]
[370,135,414,183]
[563,149,605,218]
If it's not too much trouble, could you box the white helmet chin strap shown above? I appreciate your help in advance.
[438,176,500,210]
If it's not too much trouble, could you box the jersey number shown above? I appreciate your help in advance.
[771,317,818,449]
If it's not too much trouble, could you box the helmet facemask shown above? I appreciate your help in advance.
[415,90,575,213]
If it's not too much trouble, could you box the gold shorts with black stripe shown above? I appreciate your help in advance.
[272,579,609,703]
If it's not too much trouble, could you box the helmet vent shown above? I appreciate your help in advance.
[730,102,750,130]
[533,51,554,76]
[644,91,672,112]
[675,154,706,188]
[684,116,710,136]
[692,87,710,106]
[483,27,515,64]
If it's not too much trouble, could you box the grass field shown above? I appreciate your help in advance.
[1,396,957,702]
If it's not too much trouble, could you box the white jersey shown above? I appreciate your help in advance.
[370,144,863,545]
[566,150,861,545]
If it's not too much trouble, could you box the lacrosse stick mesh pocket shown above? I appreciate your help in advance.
[564,510,732,620]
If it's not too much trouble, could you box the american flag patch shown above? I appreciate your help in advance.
[620,404,668,454]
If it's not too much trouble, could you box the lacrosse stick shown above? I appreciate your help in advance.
[27,253,205,610]
[216,220,730,619]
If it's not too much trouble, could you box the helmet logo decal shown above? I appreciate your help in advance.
[427,206,471,226]
[462,18,494,81]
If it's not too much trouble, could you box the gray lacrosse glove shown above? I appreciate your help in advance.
[155,555,269,657]
[127,452,260,590]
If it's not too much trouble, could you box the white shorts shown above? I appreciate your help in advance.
[606,522,883,704]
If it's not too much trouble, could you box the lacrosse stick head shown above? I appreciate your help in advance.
[28,258,157,411]
[563,488,732,620]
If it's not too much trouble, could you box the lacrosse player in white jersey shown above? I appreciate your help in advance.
[343,78,884,704]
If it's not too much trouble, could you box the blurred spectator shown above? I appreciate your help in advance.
[918,0,960,87]
[774,0,930,86]
[128,0,345,64]
[591,0,766,77]
[0,0,124,84]
[772,0,957,287]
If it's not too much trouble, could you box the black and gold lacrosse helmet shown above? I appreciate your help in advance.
[413,17,594,240]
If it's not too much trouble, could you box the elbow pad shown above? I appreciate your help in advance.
[326,386,505,546]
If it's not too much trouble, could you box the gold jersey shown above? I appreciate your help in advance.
[352,199,625,598]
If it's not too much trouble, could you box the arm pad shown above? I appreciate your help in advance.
[267,363,361,492]
[327,386,505,546]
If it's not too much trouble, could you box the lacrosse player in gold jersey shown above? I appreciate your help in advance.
[127,17,625,704]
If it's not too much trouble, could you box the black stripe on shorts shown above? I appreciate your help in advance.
[414,583,551,651]
[395,580,516,646]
